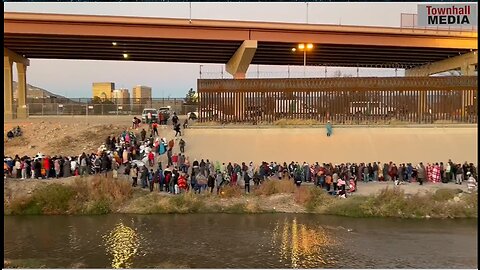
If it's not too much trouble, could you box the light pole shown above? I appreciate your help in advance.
[292,43,313,77]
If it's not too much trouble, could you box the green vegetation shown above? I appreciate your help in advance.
[315,187,477,219]
[4,177,477,219]
[7,177,132,215]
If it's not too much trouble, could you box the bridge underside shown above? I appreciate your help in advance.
[3,34,473,68]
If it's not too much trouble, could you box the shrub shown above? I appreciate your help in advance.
[294,186,332,212]
[326,196,369,217]
[10,184,75,215]
[86,198,112,215]
[255,180,296,196]
[9,196,42,215]
[169,193,205,213]
[220,185,243,198]
[431,188,462,202]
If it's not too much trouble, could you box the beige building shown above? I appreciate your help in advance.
[132,85,152,104]
[112,88,131,110]
[92,82,115,100]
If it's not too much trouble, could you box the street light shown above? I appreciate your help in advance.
[292,43,314,77]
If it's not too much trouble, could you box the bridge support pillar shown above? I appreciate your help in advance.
[405,51,477,77]
[226,40,257,79]
[4,56,14,120]
[4,48,30,120]
[16,63,28,119]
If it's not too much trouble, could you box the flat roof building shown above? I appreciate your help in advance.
[92,82,115,101]
[132,85,152,104]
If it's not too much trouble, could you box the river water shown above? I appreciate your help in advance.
[4,214,477,268]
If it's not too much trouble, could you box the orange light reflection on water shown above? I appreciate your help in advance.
[103,223,140,269]
[272,218,338,268]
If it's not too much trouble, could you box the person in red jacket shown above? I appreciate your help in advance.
[172,153,178,167]
[178,174,187,193]
[230,171,237,186]
[148,151,155,167]
[152,122,159,137]
[43,156,51,179]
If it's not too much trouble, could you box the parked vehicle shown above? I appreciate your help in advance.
[274,99,317,117]
[141,108,159,123]
[349,101,395,116]
[158,106,171,121]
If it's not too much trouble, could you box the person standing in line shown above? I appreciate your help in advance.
[416,162,425,185]
[363,165,369,183]
[148,169,155,192]
[79,153,88,177]
[455,164,464,185]
[372,162,379,182]
[157,163,164,192]
[112,159,119,179]
[131,164,138,187]
[141,165,148,188]
[244,169,251,194]
[207,173,215,193]
[216,172,224,195]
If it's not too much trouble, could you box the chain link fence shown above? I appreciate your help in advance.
[23,98,198,116]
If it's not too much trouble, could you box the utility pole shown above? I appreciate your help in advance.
[189,2,192,24]
[306,2,309,23]
[303,49,307,77]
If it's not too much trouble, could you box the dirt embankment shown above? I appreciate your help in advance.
[4,116,131,157]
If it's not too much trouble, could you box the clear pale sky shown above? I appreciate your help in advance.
[5,2,432,98]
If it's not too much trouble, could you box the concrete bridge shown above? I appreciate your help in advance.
[4,12,478,120]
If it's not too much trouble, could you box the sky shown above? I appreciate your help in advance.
[4,2,440,98]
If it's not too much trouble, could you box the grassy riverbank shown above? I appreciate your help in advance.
[3,177,477,219]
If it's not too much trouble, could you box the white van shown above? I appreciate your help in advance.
[141,108,158,123]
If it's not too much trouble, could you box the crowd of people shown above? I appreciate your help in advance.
[4,116,479,195]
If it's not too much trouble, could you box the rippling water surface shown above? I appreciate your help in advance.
[4,214,477,268]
